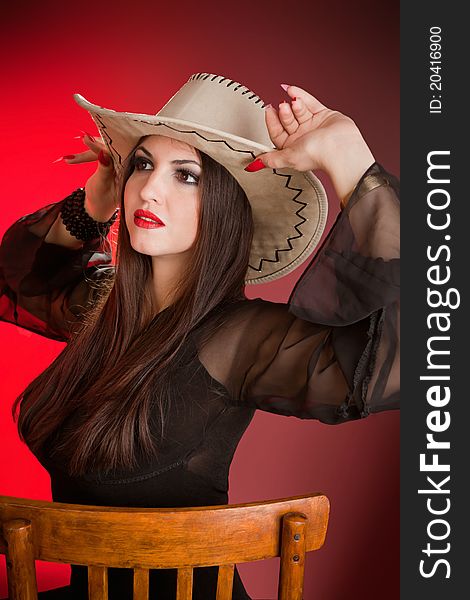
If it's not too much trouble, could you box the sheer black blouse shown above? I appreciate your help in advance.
[0,161,400,600]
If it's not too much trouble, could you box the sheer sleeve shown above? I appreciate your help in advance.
[0,196,114,342]
[198,162,399,424]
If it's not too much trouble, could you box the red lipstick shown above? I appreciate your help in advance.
[133,209,165,229]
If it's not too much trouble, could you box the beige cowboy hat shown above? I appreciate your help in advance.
[73,72,328,285]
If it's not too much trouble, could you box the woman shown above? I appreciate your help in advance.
[0,73,399,599]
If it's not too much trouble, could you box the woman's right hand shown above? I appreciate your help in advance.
[62,132,119,222]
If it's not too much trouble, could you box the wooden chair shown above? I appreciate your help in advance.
[0,492,330,600]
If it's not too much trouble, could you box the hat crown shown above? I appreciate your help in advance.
[156,73,274,149]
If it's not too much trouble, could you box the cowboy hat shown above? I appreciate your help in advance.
[73,72,328,285]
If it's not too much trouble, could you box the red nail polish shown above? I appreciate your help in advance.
[63,155,75,160]
[81,130,96,142]
[244,158,266,172]
[98,150,111,166]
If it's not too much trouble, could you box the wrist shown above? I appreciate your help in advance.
[84,194,118,223]
[322,136,375,207]
[60,188,118,242]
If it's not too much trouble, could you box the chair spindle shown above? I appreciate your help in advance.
[133,567,149,600]
[2,519,38,600]
[216,563,235,600]
[278,513,307,600]
[88,565,108,600]
[176,566,193,600]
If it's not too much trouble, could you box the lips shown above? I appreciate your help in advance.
[133,209,165,230]
[134,209,165,225]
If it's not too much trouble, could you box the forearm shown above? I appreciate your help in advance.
[1,197,115,341]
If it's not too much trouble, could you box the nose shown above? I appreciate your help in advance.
[139,171,165,205]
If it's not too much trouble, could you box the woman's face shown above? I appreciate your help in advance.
[123,135,202,259]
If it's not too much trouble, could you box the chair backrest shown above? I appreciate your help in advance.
[0,492,329,600]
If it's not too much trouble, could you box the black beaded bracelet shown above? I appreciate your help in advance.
[60,187,119,241]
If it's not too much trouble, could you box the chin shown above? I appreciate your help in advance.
[128,237,158,256]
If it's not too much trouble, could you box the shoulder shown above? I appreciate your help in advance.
[195,295,325,351]
[222,297,329,343]
[195,297,299,351]
[219,297,294,327]
[194,297,296,393]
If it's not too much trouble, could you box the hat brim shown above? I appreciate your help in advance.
[74,94,328,285]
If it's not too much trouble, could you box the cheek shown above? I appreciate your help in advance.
[176,198,200,241]
[123,187,131,213]
[123,181,139,217]
[190,197,201,230]
[122,195,131,225]
[123,179,136,205]
[179,207,199,233]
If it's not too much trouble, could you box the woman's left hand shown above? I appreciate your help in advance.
[247,85,376,206]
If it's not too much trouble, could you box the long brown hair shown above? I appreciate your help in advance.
[12,136,254,477]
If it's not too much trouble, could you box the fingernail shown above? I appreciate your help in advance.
[98,149,111,166]
[81,130,96,142]
[280,83,290,92]
[264,103,273,109]
[52,154,75,163]
[244,158,266,172]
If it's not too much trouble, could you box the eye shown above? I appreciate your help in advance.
[131,155,199,185]
[176,168,199,185]
[133,156,152,170]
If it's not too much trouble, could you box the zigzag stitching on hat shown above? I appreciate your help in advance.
[188,72,266,106]
[93,115,312,272]
[131,119,257,160]
[249,171,309,272]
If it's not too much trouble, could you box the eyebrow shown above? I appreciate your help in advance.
[135,145,201,168]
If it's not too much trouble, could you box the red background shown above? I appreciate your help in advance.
[0,1,399,598]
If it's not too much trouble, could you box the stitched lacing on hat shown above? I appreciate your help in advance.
[188,72,266,107]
